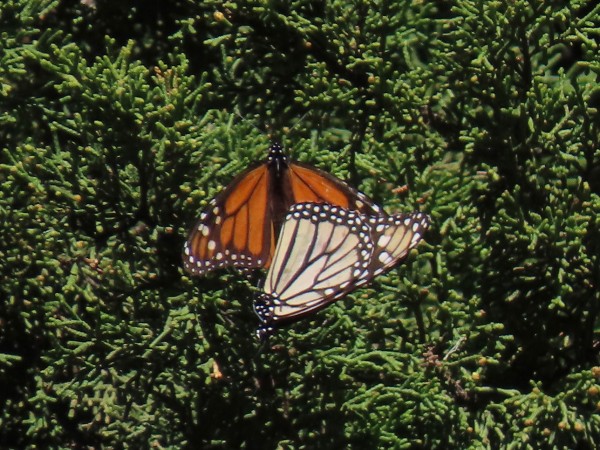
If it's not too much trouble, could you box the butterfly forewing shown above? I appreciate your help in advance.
[288,162,382,216]
[183,143,382,277]
[183,163,273,276]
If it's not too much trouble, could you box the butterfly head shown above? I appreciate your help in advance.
[267,142,288,168]
[254,292,276,322]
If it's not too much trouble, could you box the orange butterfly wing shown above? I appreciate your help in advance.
[183,164,274,276]
[288,162,382,216]
[183,144,382,277]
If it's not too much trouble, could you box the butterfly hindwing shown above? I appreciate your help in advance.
[255,203,429,339]
[257,203,373,324]
[368,212,430,278]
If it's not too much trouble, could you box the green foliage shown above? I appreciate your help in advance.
[1,0,599,448]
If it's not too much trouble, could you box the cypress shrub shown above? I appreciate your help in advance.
[1,0,598,448]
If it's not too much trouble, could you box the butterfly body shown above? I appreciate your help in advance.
[254,203,429,340]
[183,144,381,276]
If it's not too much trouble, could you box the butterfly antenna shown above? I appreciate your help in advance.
[234,109,279,146]
[287,111,310,134]
[234,108,265,135]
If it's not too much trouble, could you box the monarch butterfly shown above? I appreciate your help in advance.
[254,202,429,340]
[183,143,382,276]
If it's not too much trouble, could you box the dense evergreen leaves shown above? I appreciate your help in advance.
[1,0,599,448]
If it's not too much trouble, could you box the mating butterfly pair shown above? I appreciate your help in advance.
[183,144,429,339]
